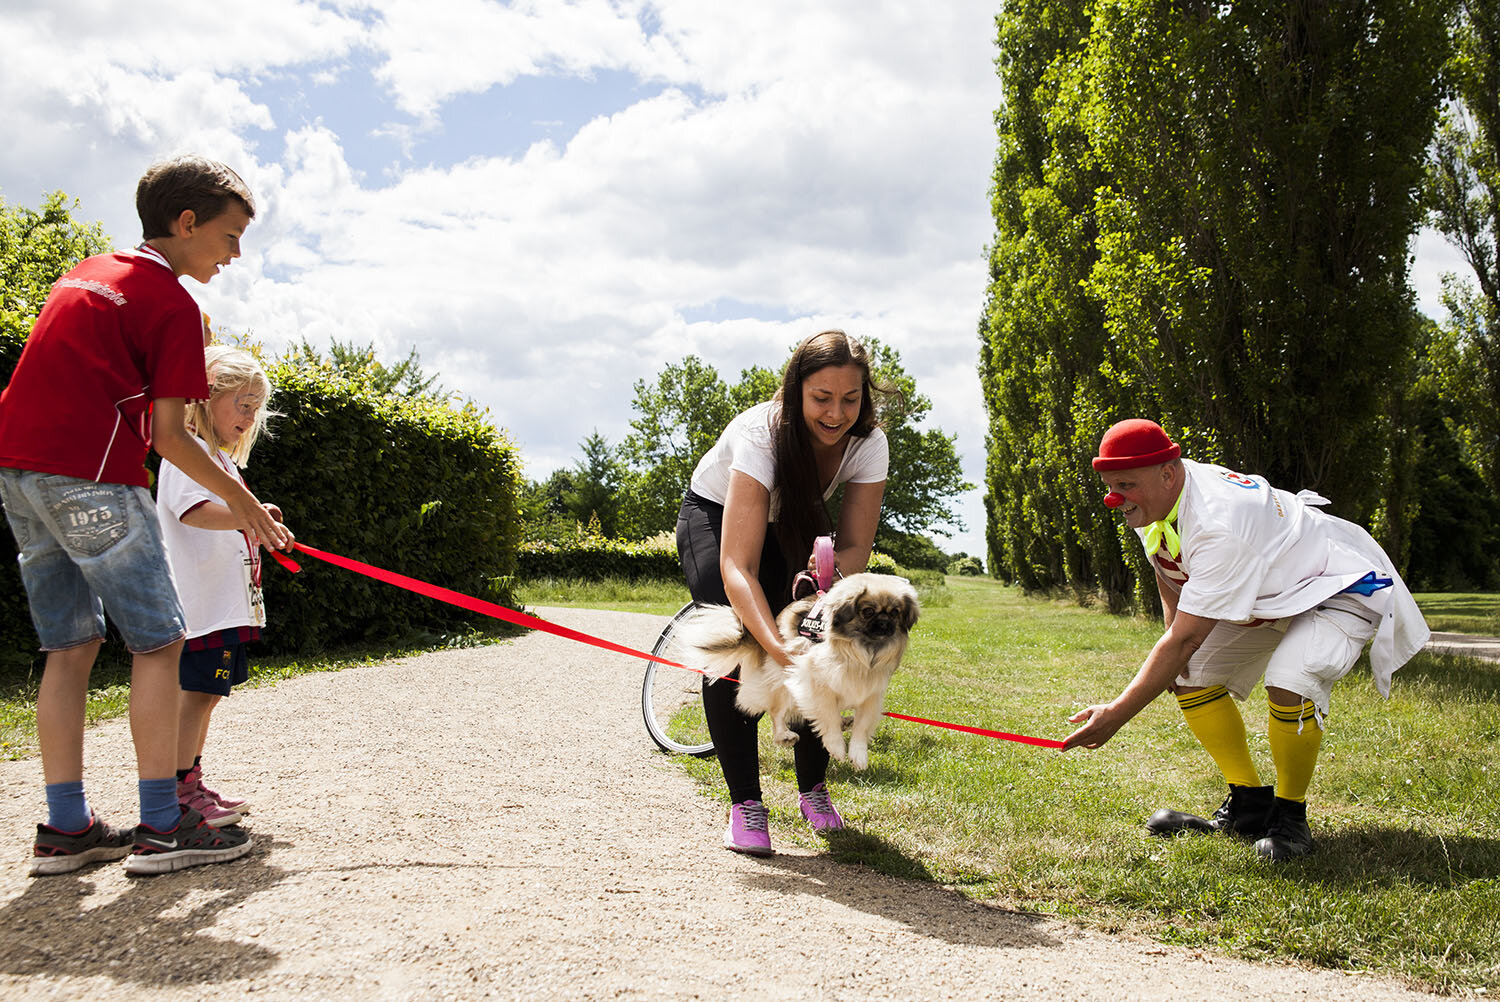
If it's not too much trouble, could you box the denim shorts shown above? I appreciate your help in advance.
[0,467,186,653]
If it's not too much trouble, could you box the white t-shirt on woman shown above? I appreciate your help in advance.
[688,400,889,517]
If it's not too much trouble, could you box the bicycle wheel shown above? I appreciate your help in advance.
[642,601,715,756]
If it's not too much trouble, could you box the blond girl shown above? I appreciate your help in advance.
[158,345,293,827]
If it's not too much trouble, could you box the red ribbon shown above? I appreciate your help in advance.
[272,541,1062,749]
[280,542,696,671]
[882,712,1066,749]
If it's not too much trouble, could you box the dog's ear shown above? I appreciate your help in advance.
[831,588,863,629]
[900,593,920,630]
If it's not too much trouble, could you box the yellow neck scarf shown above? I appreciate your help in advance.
[1143,492,1184,559]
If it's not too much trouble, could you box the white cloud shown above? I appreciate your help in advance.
[0,0,364,239]
[366,0,673,118]
[0,0,363,73]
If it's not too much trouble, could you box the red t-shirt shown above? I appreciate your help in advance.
[0,247,211,487]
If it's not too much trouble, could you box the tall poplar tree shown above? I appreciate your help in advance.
[1083,0,1448,519]
[983,0,1450,604]
[982,0,1148,607]
[1427,0,1499,500]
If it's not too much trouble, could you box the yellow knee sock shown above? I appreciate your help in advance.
[1267,699,1323,802]
[1177,686,1260,788]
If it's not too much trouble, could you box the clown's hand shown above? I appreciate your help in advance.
[1062,702,1126,751]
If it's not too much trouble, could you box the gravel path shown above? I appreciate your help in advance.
[0,607,1445,1001]
[1426,632,1500,663]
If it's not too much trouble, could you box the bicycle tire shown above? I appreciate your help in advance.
[642,601,716,756]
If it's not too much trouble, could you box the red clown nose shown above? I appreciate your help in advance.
[1103,492,1125,509]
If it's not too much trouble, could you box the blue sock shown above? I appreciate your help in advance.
[44,781,91,832]
[138,777,180,832]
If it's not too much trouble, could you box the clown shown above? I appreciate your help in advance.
[1063,419,1429,861]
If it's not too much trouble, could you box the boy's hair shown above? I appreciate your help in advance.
[186,346,278,467]
[136,155,256,240]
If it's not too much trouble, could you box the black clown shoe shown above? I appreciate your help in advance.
[1254,797,1315,861]
[1146,784,1275,839]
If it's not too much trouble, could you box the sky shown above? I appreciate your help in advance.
[0,0,1474,564]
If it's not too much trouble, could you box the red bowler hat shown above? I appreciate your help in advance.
[1092,419,1181,471]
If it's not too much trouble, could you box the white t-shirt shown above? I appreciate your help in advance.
[688,400,889,517]
[1142,458,1428,692]
[158,438,265,638]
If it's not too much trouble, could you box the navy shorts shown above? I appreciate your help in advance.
[179,642,249,697]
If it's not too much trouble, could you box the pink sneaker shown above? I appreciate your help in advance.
[723,800,773,856]
[186,765,250,814]
[177,776,243,829]
[799,782,844,833]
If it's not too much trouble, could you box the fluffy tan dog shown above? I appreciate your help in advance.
[670,573,920,769]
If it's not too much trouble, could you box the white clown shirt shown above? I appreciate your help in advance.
[1140,459,1429,696]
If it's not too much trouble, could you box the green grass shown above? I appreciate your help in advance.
[516,576,692,616]
[679,576,1500,993]
[1414,592,1500,635]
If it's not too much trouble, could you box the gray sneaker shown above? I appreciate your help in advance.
[30,814,134,876]
[123,807,252,875]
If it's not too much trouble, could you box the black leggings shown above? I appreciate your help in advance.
[676,491,829,804]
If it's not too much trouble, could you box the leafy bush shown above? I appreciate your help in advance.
[874,530,955,572]
[948,555,985,576]
[900,566,946,590]
[866,552,902,575]
[0,349,523,675]
[249,362,522,653]
[518,523,680,581]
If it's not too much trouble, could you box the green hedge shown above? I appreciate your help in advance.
[249,363,522,653]
[518,534,680,580]
[873,530,954,572]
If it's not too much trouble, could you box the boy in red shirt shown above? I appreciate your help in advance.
[0,155,291,876]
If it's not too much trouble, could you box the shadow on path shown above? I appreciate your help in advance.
[0,837,292,987]
[740,835,1058,949]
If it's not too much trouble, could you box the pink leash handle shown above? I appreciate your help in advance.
[812,534,836,591]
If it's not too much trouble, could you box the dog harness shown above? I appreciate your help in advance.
[793,535,837,644]
[797,595,829,644]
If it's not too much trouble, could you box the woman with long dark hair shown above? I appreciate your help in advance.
[676,330,892,855]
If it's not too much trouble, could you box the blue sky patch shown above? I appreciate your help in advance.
[247,63,675,181]
[679,296,800,325]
